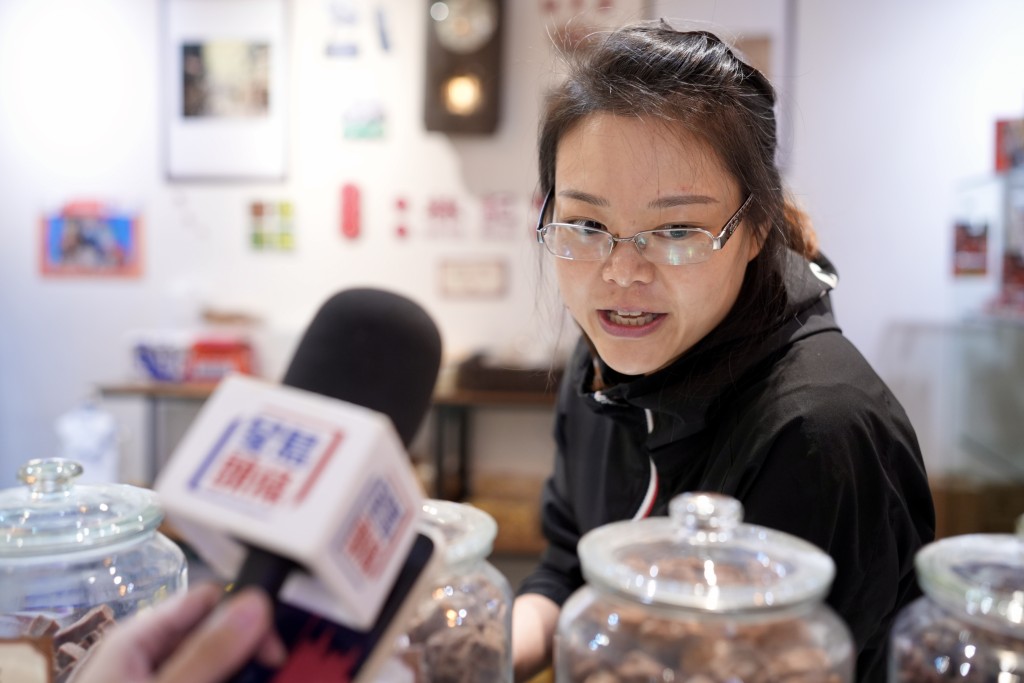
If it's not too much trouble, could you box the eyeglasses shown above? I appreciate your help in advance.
[534,189,754,266]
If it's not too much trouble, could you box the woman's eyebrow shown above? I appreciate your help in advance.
[557,189,609,207]
[556,189,719,210]
[647,194,718,209]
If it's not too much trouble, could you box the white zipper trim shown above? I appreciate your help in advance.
[633,457,658,520]
[644,408,654,434]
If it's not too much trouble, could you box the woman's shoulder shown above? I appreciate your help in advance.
[730,329,917,445]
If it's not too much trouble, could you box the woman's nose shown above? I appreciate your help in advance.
[601,238,654,287]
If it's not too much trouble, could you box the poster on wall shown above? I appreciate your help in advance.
[324,0,393,57]
[426,197,461,238]
[996,118,1024,172]
[393,196,410,239]
[952,219,989,276]
[250,200,295,251]
[163,0,289,181]
[40,201,142,278]
[439,258,508,298]
[480,192,522,241]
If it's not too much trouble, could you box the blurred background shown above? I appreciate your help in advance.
[1,0,1023,575]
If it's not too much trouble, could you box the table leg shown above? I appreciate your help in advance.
[433,406,448,499]
[456,406,470,501]
[146,395,159,485]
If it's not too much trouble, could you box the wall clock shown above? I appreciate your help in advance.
[423,0,503,134]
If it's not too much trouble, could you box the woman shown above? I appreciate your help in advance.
[512,21,934,683]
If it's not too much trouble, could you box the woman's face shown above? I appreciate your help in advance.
[551,113,760,376]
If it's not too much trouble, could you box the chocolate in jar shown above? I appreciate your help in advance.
[888,535,1024,682]
[556,493,854,683]
[561,598,844,683]
[390,500,513,682]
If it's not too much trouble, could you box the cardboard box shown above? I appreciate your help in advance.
[930,474,1024,539]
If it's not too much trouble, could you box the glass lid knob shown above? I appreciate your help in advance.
[670,491,743,542]
[18,458,84,497]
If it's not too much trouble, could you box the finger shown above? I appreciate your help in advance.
[111,583,223,665]
[74,583,223,682]
[253,627,288,668]
[154,588,275,683]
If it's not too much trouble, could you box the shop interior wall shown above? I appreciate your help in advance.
[1,1,1023,488]
[0,0,578,485]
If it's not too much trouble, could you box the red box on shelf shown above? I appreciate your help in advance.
[184,338,255,382]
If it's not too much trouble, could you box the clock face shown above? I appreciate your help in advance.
[430,0,498,55]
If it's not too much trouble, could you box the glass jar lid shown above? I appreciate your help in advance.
[578,492,835,612]
[0,458,164,557]
[915,533,1024,631]
[419,499,496,568]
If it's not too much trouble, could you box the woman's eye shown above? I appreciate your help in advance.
[565,220,606,240]
[568,219,604,231]
[661,227,697,240]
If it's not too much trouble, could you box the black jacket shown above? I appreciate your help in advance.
[519,251,935,682]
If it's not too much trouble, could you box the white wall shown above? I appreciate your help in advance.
[0,0,573,484]
[786,1,1024,357]
[1,1,1023,485]
[652,0,1024,475]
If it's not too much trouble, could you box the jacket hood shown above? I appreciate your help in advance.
[573,249,842,444]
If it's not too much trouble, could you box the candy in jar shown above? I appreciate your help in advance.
[389,499,513,682]
[555,491,854,683]
[0,458,187,682]
[889,533,1024,681]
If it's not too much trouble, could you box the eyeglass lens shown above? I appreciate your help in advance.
[542,225,714,265]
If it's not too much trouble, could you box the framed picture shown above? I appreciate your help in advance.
[438,258,508,298]
[162,0,289,181]
[40,201,142,278]
[996,118,1024,172]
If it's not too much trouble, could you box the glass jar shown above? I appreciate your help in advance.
[389,499,513,682]
[555,492,854,683]
[889,533,1024,681]
[0,458,187,680]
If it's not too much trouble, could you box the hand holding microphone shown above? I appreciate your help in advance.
[151,288,444,681]
[73,584,284,683]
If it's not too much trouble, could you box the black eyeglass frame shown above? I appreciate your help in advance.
[534,188,755,265]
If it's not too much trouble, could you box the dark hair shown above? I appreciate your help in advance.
[538,21,818,337]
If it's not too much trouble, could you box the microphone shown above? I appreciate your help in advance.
[154,288,443,630]
[232,288,443,595]
[281,288,442,448]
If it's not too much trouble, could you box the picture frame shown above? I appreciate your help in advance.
[995,118,1024,172]
[162,0,289,181]
[40,201,142,278]
[438,258,508,298]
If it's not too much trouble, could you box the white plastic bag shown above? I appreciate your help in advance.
[55,401,120,484]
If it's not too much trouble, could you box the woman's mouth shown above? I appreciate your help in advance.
[605,310,658,326]
[599,309,665,336]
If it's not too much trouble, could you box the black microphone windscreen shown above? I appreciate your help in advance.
[281,288,443,447]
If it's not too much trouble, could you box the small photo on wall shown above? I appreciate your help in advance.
[996,118,1024,172]
[438,258,508,299]
[40,201,142,278]
[250,200,295,251]
[182,41,270,118]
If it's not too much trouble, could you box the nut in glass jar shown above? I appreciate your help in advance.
[889,533,1024,682]
[556,492,854,683]
[0,458,187,682]
[390,499,513,682]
